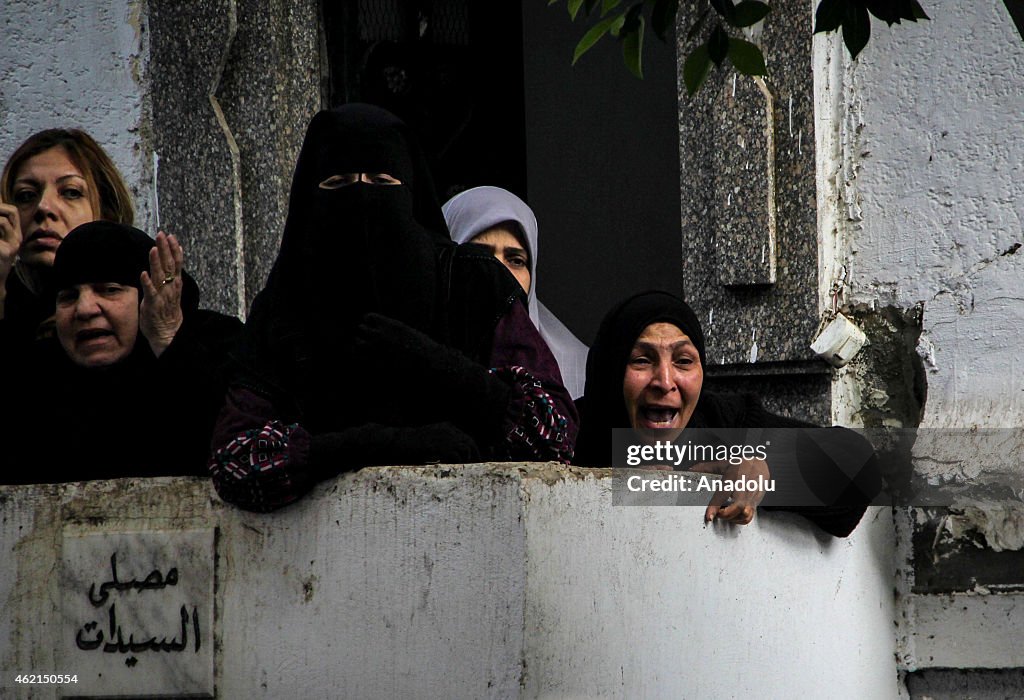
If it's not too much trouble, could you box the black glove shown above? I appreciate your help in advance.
[311,422,481,477]
[354,313,512,444]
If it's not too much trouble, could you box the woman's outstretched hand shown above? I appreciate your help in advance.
[0,203,22,317]
[689,458,771,526]
[140,231,184,357]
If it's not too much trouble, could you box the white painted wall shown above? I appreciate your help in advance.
[0,467,898,699]
[817,1,1024,428]
[0,0,153,231]
[813,1,1024,678]
[520,475,898,698]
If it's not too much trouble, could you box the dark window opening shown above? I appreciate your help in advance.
[321,0,528,202]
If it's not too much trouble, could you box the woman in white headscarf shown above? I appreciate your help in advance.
[442,186,589,399]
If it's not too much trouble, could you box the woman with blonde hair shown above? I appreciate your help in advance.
[0,128,133,342]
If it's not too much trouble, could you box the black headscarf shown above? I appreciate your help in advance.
[5,221,231,482]
[574,291,879,537]
[240,104,522,431]
[269,104,446,331]
[574,290,707,466]
[52,221,200,314]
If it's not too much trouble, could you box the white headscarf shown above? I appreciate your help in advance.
[442,186,589,399]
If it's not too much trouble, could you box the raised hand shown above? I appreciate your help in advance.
[139,231,184,357]
[0,203,22,316]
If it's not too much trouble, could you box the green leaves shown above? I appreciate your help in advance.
[683,44,712,94]
[573,15,621,64]
[728,37,767,75]
[841,2,871,58]
[566,0,674,78]
[680,0,770,98]
[814,0,843,32]
[680,26,765,95]
[623,15,646,77]
[814,0,930,59]
[560,0,771,86]
[678,0,770,95]
[708,25,729,65]
[681,26,767,95]
[730,1,771,28]
[555,0,942,94]
[651,0,679,40]
[864,0,929,25]
[601,0,623,16]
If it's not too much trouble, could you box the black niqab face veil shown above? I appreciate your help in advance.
[243,104,460,427]
[272,104,449,334]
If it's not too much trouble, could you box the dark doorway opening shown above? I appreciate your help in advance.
[322,1,682,345]
[321,0,528,202]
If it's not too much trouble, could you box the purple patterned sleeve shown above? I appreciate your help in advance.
[489,303,579,462]
[490,365,574,463]
[208,387,315,512]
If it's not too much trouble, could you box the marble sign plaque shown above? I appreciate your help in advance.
[60,529,215,697]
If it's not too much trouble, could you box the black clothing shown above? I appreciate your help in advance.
[1,223,241,483]
[1,268,55,346]
[574,290,877,537]
[576,290,707,464]
[6,310,240,482]
[237,104,531,436]
[210,104,577,511]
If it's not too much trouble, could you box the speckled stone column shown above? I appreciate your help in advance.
[676,0,829,422]
[149,0,321,318]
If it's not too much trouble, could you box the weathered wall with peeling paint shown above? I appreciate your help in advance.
[0,0,155,232]
[817,1,1024,430]
[0,467,898,698]
[811,0,1024,689]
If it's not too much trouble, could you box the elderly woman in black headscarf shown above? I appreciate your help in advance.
[574,290,879,537]
[209,104,576,512]
[3,221,241,482]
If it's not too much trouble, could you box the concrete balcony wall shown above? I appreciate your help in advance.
[1,465,897,699]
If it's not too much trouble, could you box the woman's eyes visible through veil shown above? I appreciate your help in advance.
[318,174,360,189]
[318,173,402,189]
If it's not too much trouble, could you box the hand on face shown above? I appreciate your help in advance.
[689,458,771,526]
[0,202,21,287]
[139,232,184,358]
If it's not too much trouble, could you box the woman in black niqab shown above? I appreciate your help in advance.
[212,105,577,512]
[244,105,444,428]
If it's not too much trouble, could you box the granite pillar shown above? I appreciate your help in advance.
[149,0,321,318]
[676,0,829,422]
